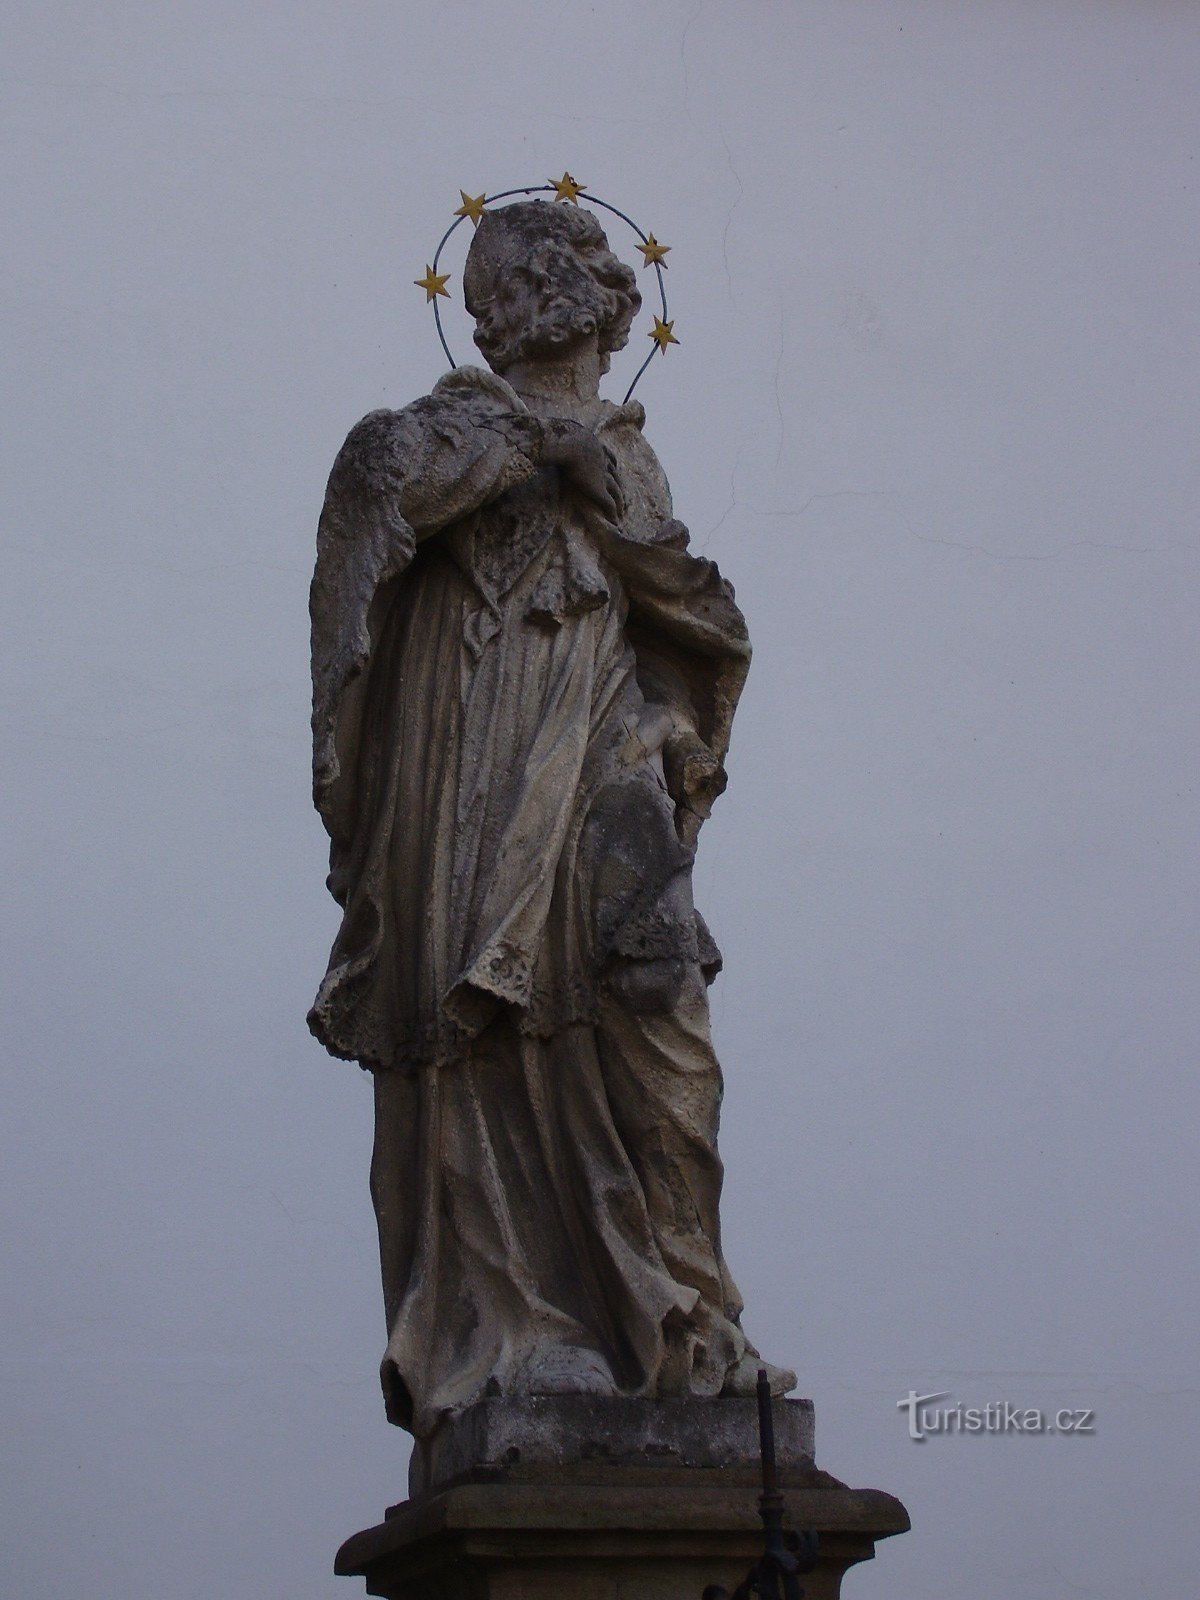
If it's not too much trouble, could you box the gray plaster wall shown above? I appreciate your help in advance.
[2,4,1197,1597]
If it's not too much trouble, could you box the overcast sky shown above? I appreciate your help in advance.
[3,4,1198,1596]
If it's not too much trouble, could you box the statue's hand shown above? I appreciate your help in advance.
[540,419,623,523]
[663,730,727,820]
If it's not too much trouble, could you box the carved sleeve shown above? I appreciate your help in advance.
[311,368,541,856]
[590,410,752,844]
[336,367,544,537]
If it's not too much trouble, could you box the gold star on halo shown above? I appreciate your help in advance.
[549,171,585,203]
[454,189,487,226]
[649,316,679,354]
[414,264,451,302]
[638,233,671,268]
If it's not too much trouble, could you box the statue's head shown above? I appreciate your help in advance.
[463,201,641,376]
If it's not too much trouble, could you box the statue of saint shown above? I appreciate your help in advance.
[308,200,794,1439]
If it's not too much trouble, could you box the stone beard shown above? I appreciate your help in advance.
[308,200,793,1439]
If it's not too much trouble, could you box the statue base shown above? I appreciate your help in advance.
[336,1399,908,1599]
[408,1393,816,1496]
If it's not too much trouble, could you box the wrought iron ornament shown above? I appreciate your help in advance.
[702,1370,819,1600]
[415,173,677,403]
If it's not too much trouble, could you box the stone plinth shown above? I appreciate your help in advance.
[337,1399,908,1600]
[409,1394,816,1496]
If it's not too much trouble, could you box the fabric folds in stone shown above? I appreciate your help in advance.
[308,368,753,1431]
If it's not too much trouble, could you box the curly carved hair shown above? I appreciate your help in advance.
[463,201,641,376]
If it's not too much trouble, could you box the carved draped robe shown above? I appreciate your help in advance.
[309,367,754,1436]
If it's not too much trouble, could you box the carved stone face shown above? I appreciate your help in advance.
[473,239,603,366]
[463,202,640,376]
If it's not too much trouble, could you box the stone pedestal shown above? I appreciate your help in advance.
[336,1399,908,1600]
[407,1394,816,1497]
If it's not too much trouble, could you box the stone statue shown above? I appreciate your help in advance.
[308,200,794,1442]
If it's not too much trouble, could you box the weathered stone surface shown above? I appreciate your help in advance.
[316,195,912,1597]
[409,1394,816,1496]
[308,197,795,1436]
[337,1465,909,1600]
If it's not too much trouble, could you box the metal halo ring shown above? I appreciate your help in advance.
[425,183,672,405]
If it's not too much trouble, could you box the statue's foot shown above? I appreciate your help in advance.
[526,1344,616,1396]
[721,1351,798,1398]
